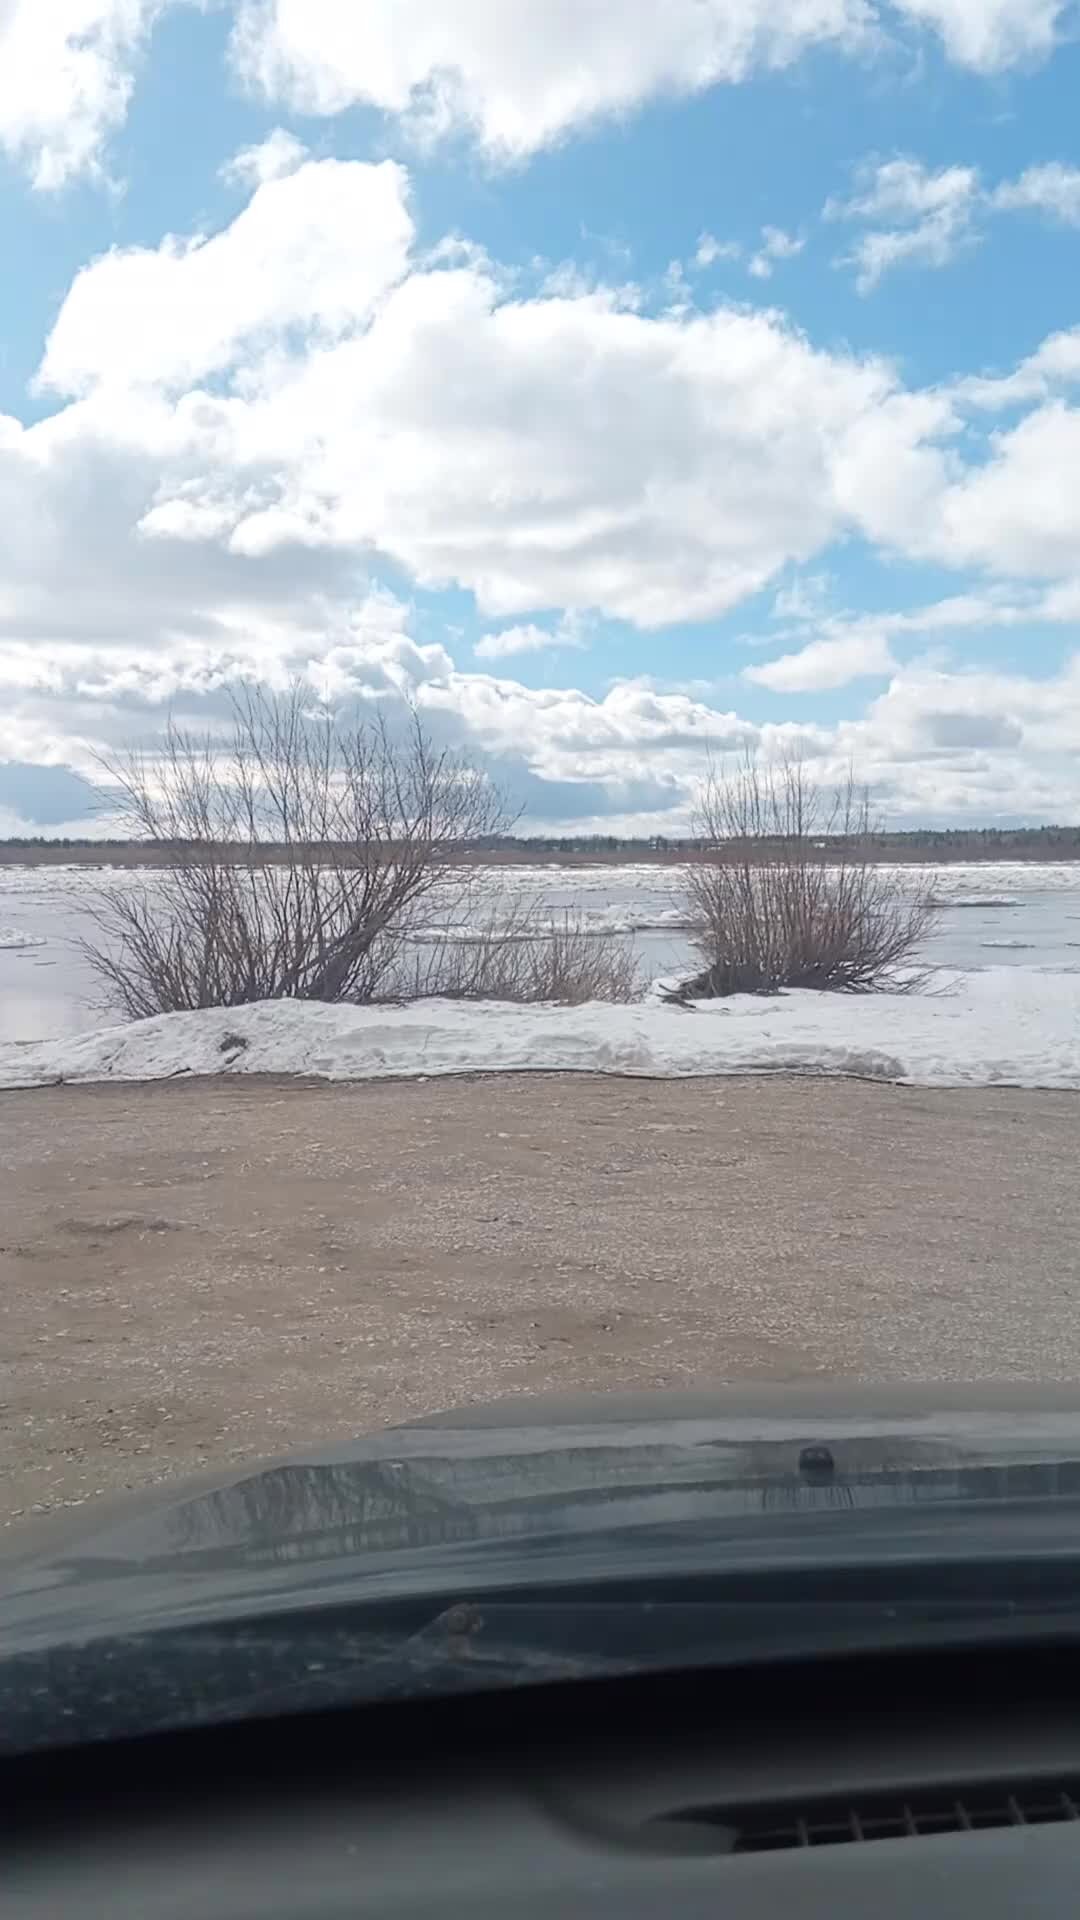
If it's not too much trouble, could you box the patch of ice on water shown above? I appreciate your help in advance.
[941,898,1018,910]
[0,927,46,950]
[408,904,694,943]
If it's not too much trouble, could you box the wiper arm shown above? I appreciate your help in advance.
[377,1590,1080,1694]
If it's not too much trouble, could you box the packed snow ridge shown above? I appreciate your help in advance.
[1,967,1078,1093]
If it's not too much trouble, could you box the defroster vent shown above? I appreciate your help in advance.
[656,1781,1080,1853]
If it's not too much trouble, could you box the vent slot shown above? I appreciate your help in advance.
[660,1780,1080,1853]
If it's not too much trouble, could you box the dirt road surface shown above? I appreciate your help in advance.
[2,1074,1079,1526]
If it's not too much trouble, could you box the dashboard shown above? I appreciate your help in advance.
[6,1639,1080,1918]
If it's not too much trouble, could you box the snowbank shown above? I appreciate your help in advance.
[1,968,1078,1093]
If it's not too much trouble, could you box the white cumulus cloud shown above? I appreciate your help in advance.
[990,161,1080,223]
[0,0,175,188]
[827,156,981,289]
[748,224,805,278]
[229,0,872,161]
[745,630,895,690]
[219,125,309,189]
[229,0,1069,165]
[931,403,1080,578]
[474,622,587,660]
[953,327,1080,411]
[693,232,741,268]
[18,152,1080,637]
[0,1,1070,190]
[5,150,1080,828]
[36,155,414,397]
[889,0,1065,73]
[829,152,1080,291]
[29,154,904,626]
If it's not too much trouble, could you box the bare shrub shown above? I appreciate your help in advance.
[80,684,510,1017]
[390,910,641,1005]
[675,755,938,1000]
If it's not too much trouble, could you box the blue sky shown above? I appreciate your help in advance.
[2,1,1080,832]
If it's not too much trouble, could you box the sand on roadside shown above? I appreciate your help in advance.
[2,1072,1078,1525]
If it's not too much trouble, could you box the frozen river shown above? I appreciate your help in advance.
[2,859,1080,1046]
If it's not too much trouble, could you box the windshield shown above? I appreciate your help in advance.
[1,0,1080,1740]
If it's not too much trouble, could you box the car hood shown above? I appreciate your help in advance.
[8,1383,1080,1756]
[8,1383,1080,1630]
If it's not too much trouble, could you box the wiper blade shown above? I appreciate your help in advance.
[401,1591,1080,1689]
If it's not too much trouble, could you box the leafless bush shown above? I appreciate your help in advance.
[79,684,511,1017]
[674,755,938,1000]
[389,910,642,1005]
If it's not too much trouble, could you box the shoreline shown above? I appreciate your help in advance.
[2,974,1078,1095]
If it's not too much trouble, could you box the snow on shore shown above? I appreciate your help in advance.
[1,967,1078,1092]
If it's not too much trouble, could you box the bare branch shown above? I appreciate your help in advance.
[79,683,513,1015]
[675,752,938,999]
[384,908,641,1006]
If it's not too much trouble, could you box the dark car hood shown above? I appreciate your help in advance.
[9,1385,1080,1757]
[9,1383,1080,1644]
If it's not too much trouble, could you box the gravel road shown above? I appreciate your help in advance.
[2,1073,1079,1525]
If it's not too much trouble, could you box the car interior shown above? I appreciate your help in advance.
[8,1632,1080,1917]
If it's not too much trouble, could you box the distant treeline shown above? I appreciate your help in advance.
[481,826,1080,861]
[1,824,1080,865]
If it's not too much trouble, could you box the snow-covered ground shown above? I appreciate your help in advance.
[1,859,1079,1087]
[2,966,1078,1093]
